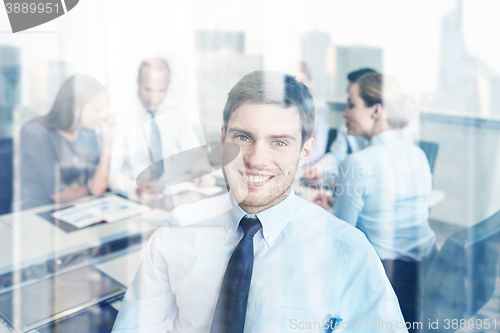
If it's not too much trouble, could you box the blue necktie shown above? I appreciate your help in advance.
[210,217,262,333]
[148,110,163,180]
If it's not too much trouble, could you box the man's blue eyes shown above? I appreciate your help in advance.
[237,135,249,141]
[236,135,286,147]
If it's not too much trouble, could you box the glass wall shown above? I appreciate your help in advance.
[0,0,499,332]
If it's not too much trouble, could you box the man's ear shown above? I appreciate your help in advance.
[220,124,226,143]
[298,137,314,168]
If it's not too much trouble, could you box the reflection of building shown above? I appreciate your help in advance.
[300,31,383,101]
[0,47,20,214]
[327,46,383,101]
[301,31,331,100]
[0,47,20,137]
[426,0,500,117]
[196,30,244,53]
[29,61,68,116]
[196,31,262,137]
[438,1,471,91]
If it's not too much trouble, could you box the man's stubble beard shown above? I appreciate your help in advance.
[222,162,298,214]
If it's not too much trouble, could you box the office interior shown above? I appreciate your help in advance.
[0,0,499,332]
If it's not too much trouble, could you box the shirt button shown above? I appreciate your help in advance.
[227,229,232,234]
[268,236,273,242]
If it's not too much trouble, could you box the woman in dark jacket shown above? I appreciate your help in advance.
[20,75,115,209]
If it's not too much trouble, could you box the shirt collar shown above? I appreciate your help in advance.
[368,129,401,146]
[225,190,297,247]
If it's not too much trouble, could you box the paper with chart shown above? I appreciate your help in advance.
[51,196,150,228]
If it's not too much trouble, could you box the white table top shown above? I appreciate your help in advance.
[0,192,202,333]
[0,194,171,273]
[0,223,47,275]
[96,247,148,315]
[96,247,148,288]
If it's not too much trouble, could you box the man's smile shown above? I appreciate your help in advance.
[238,170,275,187]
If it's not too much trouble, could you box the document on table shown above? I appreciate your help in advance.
[51,196,150,229]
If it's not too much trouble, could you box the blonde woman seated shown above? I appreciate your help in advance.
[315,73,436,330]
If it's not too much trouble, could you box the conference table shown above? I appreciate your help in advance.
[0,187,206,333]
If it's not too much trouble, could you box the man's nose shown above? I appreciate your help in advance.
[151,93,161,104]
[244,142,268,170]
[342,109,348,119]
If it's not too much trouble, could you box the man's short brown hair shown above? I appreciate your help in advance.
[222,70,315,146]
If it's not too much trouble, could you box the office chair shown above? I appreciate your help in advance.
[418,141,439,174]
[422,210,500,332]
[325,128,338,153]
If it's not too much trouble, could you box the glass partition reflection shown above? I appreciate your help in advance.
[0,0,499,332]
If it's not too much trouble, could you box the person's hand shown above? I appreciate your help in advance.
[313,192,334,211]
[194,171,216,187]
[137,187,164,206]
[101,110,117,145]
[304,165,320,184]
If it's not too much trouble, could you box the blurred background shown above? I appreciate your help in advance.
[1,0,500,332]
[2,0,500,225]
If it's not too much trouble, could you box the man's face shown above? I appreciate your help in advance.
[137,68,169,112]
[221,103,313,213]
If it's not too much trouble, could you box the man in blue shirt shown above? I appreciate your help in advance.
[112,71,407,332]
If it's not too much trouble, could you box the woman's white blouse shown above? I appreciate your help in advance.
[333,130,436,261]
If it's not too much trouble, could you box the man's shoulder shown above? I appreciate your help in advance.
[292,196,367,248]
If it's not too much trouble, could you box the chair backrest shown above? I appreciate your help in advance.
[325,128,338,154]
[0,138,13,214]
[418,141,439,174]
[422,210,500,332]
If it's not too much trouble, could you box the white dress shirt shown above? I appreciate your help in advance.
[315,121,417,174]
[112,190,407,332]
[333,130,436,261]
[110,95,201,200]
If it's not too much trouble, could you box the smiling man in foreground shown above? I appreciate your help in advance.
[112,71,407,333]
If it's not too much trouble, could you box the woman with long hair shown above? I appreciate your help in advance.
[20,75,116,209]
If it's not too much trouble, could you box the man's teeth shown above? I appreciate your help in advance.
[244,174,271,183]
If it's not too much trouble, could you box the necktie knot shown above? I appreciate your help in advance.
[240,217,262,239]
